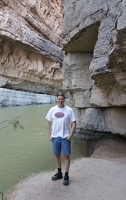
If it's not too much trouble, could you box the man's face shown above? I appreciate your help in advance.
[57,95,65,108]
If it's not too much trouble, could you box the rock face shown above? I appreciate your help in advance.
[0,88,55,107]
[0,0,63,94]
[62,0,126,138]
[0,0,126,138]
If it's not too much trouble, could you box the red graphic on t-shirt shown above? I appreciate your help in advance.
[55,112,65,118]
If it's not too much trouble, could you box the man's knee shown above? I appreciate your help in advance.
[55,154,61,158]
[64,155,70,160]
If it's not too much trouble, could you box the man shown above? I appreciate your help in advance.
[46,92,76,186]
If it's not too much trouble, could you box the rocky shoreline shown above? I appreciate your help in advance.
[0,88,55,107]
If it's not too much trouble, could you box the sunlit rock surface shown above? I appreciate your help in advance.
[0,0,126,137]
[0,0,63,94]
[0,88,55,107]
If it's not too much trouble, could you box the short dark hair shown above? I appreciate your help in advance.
[56,92,65,99]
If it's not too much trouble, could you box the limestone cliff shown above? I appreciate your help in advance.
[0,0,63,94]
[0,0,126,138]
[62,0,126,138]
[0,88,55,107]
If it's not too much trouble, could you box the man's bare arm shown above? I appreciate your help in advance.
[67,121,76,140]
[46,120,53,141]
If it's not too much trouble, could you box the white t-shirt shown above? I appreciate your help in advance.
[46,105,76,138]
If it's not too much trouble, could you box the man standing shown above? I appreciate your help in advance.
[46,92,76,186]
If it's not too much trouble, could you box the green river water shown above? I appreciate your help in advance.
[0,104,87,195]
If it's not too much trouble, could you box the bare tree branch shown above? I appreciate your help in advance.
[0,116,24,131]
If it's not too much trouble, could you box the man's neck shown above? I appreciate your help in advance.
[58,104,65,108]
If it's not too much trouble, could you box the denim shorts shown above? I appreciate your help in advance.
[52,137,71,156]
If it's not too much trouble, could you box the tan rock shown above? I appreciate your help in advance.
[0,0,64,93]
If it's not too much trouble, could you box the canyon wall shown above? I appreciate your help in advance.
[0,0,126,138]
[0,0,63,95]
[62,0,126,138]
[0,88,55,107]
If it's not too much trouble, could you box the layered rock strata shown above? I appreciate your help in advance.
[62,0,126,138]
[0,0,126,138]
[0,0,63,95]
[0,88,55,107]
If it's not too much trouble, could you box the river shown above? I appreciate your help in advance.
[0,104,87,195]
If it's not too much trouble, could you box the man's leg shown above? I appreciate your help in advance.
[63,155,70,186]
[55,154,61,169]
[62,138,71,186]
[64,155,70,172]
[52,138,63,181]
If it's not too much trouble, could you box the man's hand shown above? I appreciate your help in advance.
[49,135,53,142]
[66,135,72,141]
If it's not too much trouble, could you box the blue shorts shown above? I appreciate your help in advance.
[52,137,71,156]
